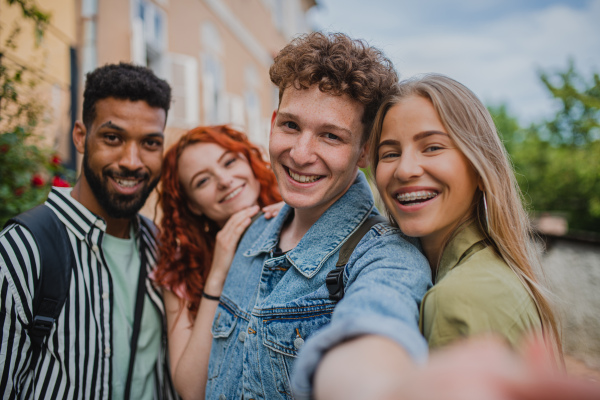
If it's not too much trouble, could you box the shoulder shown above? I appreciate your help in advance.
[138,214,159,247]
[434,246,531,301]
[422,246,541,348]
[354,221,426,267]
[0,223,40,320]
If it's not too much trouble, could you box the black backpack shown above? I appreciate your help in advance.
[4,204,74,369]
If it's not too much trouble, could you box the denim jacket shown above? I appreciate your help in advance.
[206,172,431,400]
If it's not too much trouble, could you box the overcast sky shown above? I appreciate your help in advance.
[308,0,600,125]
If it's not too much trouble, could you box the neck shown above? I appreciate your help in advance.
[71,180,133,239]
[278,207,323,252]
[421,238,441,272]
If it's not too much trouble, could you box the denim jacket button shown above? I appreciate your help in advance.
[219,395,226,400]
[294,337,305,350]
[238,331,246,342]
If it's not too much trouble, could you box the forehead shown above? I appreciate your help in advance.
[381,96,444,138]
[279,85,365,134]
[91,97,166,132]
[178,142,227,177]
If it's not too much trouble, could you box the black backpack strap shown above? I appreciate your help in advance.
[6,204,74,367]
[326,214,387,301]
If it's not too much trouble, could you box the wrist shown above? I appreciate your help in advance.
[202,291,220,301]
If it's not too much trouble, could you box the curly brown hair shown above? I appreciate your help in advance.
[153,126,281,320]
[269,32,398,142]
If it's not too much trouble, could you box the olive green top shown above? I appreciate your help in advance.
[419,222,542,349]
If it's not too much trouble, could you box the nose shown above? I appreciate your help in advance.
[289,133,318,166]
[393,151,424,182]
[119,142,144,171]
[215,170,233,189]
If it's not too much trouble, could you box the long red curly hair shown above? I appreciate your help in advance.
[153,125,281,319]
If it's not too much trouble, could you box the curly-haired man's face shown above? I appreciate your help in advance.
[269,85,367,220]
[73,97,165,221]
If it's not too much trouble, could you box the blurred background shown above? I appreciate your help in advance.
[1,0,599,379]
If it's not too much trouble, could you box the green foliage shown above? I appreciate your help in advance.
[539,59,600,146]
[0,0,73,227]
[490,61,600,233]
[6,0,51,43]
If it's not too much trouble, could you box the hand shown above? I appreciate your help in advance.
[393,336,600,400]
[204,205,260,294]
[263,201,285,219]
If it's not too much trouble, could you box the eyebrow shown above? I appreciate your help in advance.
[277,112,354,136]
[188,150,233,188]
[99,121,164,139]
[377,130,449,150]
[99,121,125,131]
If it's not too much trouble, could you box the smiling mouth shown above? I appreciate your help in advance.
[287,168,323,184]
[396,191,438,206]
[221,185,244,202]
[113,177,142,188]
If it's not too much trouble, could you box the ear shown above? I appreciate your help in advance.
[269,110,277,137]
[477,176,485,192]
[357,142,369,169]
[72,121,87,155]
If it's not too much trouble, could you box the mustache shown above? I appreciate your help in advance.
[105,168,150,180]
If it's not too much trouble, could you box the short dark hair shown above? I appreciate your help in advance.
[269,32,398,142]
[82,62,172,129]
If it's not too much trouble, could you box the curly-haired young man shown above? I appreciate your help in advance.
[202,32,431,400]
[0,63,178,399]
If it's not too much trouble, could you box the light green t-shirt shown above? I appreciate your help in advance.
[419,222,542,349]
[102,227,162,400]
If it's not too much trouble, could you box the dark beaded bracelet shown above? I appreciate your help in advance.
[202,291,221,301]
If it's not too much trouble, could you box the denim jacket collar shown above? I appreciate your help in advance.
[244,171,375,279]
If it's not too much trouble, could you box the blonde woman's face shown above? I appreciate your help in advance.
[178,142,261,227]
[375,95,479,253]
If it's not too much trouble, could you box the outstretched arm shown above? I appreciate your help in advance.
[314,335,414,400]
[316,335,600,400]
[165,205,259,400]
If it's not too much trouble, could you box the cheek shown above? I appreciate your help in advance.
[375,165,391,193]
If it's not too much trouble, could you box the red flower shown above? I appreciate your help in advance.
[31,174,45,187]
[0,144,9,153]
[52,175,71,187]
[51,154,61,165]
[15,187,25,196]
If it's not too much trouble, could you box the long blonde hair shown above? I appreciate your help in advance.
[369,74,562,358]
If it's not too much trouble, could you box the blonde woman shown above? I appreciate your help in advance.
[370,74,561,355]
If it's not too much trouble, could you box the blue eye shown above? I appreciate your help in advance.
[324,132,340,141]
[425,145,443,152]
[284,121,299,130]
[195,177,209,188]
[380,152,400,159]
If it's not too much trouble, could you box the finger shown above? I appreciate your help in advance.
[508,376,600,400]
[221,205,260,232]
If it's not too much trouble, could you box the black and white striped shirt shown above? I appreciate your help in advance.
[0,187,178,399]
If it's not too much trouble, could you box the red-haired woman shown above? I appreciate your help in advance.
[153,125,282,399]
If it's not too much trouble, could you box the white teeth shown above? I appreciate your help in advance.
[289,170,321,183]
[115,179,138,188]
[223,186,243,202]
[396,191,438,202]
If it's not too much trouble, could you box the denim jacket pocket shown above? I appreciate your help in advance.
[262,310,334,397]
[209,303,239,379]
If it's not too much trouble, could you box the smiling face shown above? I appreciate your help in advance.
[74,97,165,220]
[375,95,479,262]
[269,85,368,220]
[177,142,261,227]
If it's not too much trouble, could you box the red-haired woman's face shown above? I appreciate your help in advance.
[178,142,261,226]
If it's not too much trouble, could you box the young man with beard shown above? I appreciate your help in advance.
[0,63,177,399]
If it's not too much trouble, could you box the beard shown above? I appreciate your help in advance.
[82,148,160,220]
